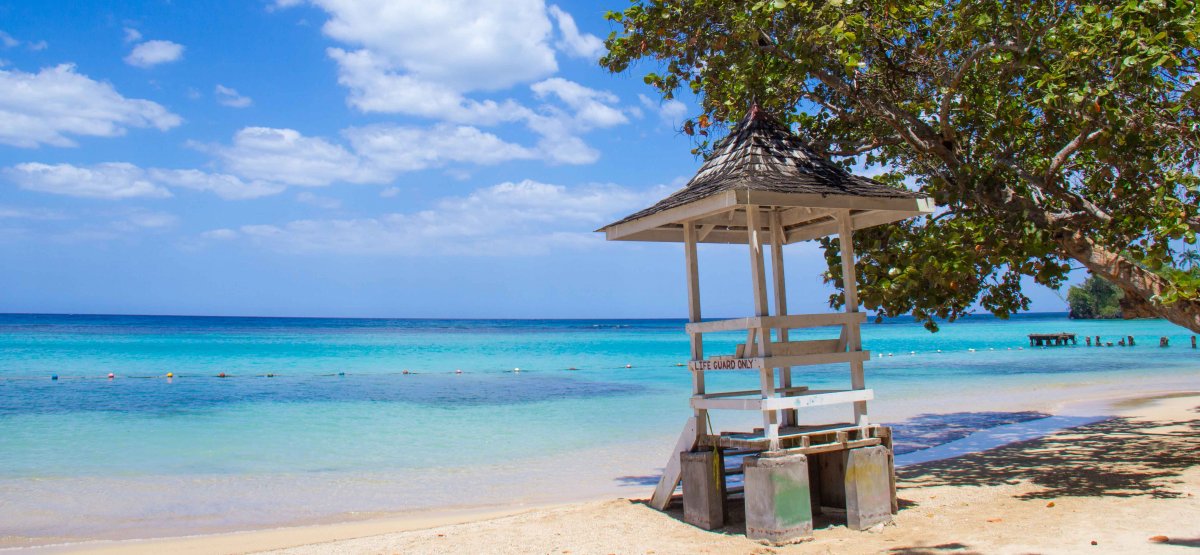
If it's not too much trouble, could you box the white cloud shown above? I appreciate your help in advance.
[149,169,285,200]
[118,209,178,229]
[296,191,342,209]
[300,0,557,92]
[6,162,171,199]
[214,84,252,108]
[0,31,17,48]
[276,1,626,166]
[379,186,400,198]
[27,40,47,51]
[4,162,284,200]
[0,206,66,220]
[123,28,142,43]
[547,5,604,59]
[638,94,687,124]
[207,127,385,186]
[202,228,239,240]
[0,64,181,148]
[532,78,628,128]
[344,124,536,173]
[124,40,184,68]
[213,179,666,255]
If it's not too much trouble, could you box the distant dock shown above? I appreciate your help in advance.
[1028,332,1076,346]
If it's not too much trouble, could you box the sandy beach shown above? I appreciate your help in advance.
[32,391,1199,555]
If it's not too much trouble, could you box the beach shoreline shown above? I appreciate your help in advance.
[19,386,1200,554]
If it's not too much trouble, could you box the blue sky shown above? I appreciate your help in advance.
[0,0,1075,318]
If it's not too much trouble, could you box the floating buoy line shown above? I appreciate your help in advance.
[0,346,1077,382]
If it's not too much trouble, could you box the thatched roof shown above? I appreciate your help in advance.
[599,107,933,244]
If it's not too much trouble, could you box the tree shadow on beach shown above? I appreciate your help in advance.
[898,413,1200,499]
[887,543,979,555]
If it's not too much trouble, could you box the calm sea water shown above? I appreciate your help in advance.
[1,312,1198,544]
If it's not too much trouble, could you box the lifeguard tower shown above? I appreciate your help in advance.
[599,107,934,542]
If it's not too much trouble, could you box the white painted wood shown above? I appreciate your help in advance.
[700,386,809,399]
[604,191,739,240]
[690,389,874,411]
[684,223,706,441]
[688,350,870,371]
[786,210,924,243]
[746,206,779,450]
[770,339,841,356]
[744,191,935,213]
[838,210,869,426]
[685,312,865,334]
[769,209,795,427]
[650,416,699,510]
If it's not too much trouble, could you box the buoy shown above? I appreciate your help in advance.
[166,372,174,378]
[455,369,463,374]
[936,349,942,353]
[51,374,58,381]
[625,364,632,368]
[910,351,916,355]
[968,348,976,352]
[887,353,894,357]
[402,369,410,375]
[513,367,521,373]
[567,367,578,371]
[337,372,345,376]
[218,372,227,378]
[107,373,115,379]
[267,373,275,378]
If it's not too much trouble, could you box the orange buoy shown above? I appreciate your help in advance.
[218,372,227,378]
[107,373,114,379]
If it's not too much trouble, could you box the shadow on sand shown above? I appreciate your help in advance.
[898,413,1200,499]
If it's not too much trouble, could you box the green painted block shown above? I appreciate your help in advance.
[744,454,813,543]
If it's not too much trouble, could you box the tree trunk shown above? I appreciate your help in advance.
[1056,231,1200,332]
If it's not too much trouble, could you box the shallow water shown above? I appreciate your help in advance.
[0,312,1197,543]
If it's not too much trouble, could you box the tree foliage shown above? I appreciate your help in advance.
[602,0,1200,331]
[1067,274,1124,319]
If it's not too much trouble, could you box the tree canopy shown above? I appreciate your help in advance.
[1067,274,1124,319]
[602,0,1200,331]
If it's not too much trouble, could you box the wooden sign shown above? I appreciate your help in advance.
[689,358,762,371]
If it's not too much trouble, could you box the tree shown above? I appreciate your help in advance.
[602,0,1200,331]
[1067,274,1124,319]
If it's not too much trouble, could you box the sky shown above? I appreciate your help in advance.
[0,0,1077,319]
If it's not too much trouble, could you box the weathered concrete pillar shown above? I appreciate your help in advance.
[844,446,894,530]
[680,450,725,530]
[744,453,813,543]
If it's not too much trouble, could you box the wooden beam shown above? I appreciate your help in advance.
[687,350,871,371]
[649,416,698,510]
[684,222,706,433]
[786,210,923,243]
[746,205,778,451]
[690,389,875,411]
[603,191,739,240]
[685,312,866,335]
[745,191,935,213]
[769,209,795,427]
[837,210,869,426]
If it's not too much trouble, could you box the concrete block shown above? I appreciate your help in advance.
[680,450,725,530]
[844,445,893,530]
[744,453,813,543]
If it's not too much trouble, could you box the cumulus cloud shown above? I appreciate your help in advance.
[6,162,171,199]
[639,94,687,124]
[206,127,385,186]
[149,169,285,200]
[547,5,604,59]
[278,1,628,165]
[296,191,342,209]
[123,27,142,43]
[214,84,252,108]
[344,124,537,173]
[124,39,184,68]
[0,64,181,148]
[216,179,666,255]
[4,162,284,200]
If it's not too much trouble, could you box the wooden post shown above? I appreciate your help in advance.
[769,209,796,428]
[685,222,706,430]
[649,223,705,511]
[747,206,779,450]
[837,210,868,427]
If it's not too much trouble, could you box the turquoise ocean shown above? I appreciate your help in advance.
[1,312,1198,545]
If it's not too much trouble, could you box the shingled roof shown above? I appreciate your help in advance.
[599,106,933,244]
